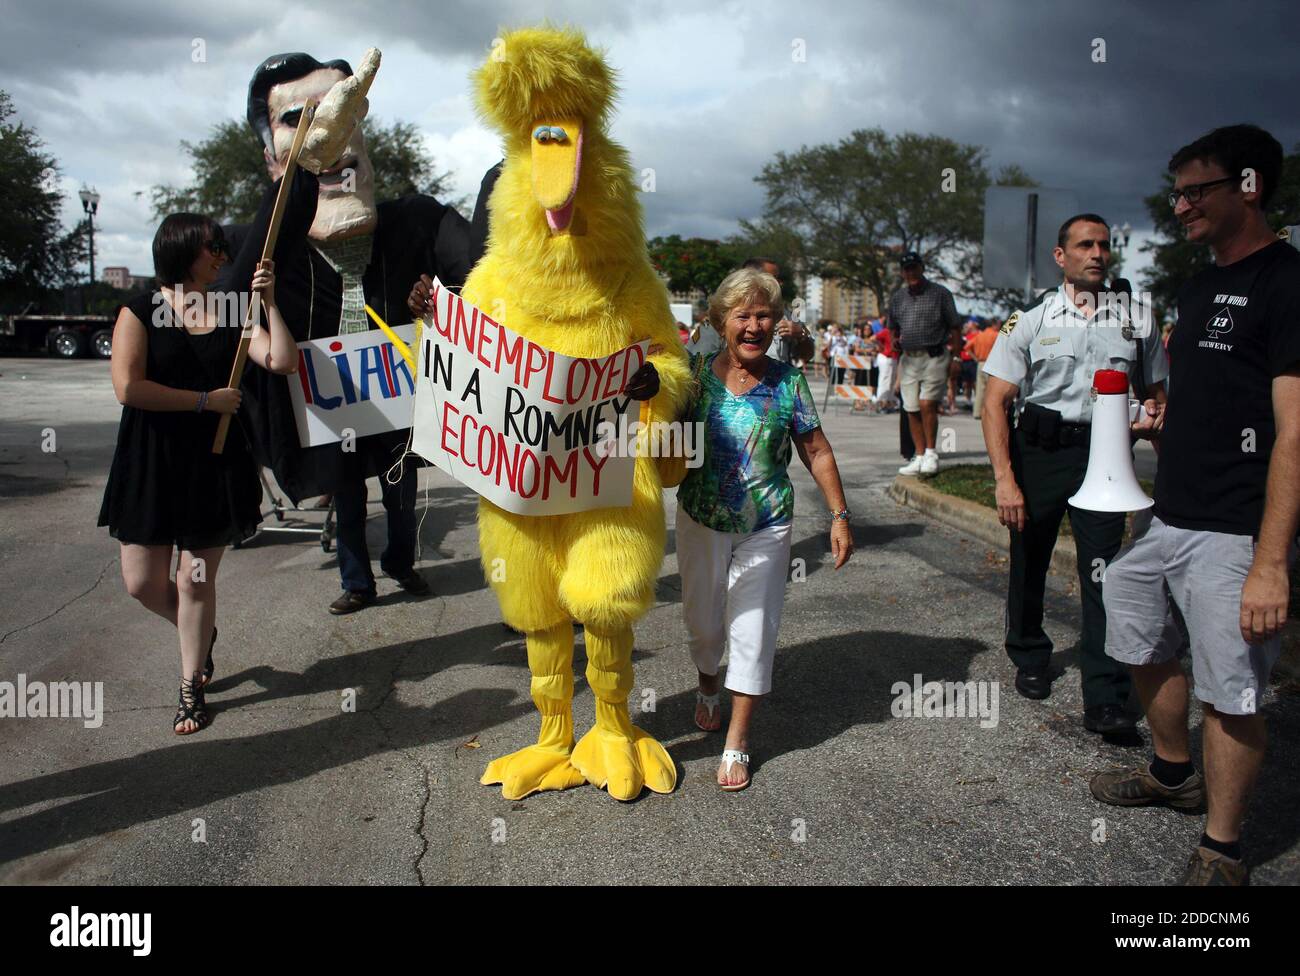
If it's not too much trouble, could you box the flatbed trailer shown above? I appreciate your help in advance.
[0,314,115,358]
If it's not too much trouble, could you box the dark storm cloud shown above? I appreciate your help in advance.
[737,0,1299,225]
[630,0,1300,258]
[2,0,1295,277]
[0,0,652,81]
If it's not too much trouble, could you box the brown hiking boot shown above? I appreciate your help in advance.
[1182,847,1249,886]
[1089,763,1205,811]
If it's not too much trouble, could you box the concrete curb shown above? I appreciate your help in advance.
[886,474,1079,578]
[887,475,1300,683]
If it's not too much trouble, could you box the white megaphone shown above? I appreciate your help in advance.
[1068,369,1153,513]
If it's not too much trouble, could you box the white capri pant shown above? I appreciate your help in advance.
[677,508,793,696]
[873,354,896,405]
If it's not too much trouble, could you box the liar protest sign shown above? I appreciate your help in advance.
[286,324,417,447]
[410,279,646,516]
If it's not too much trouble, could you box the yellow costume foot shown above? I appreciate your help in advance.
[481,621,584,799]
[480,744,586,800]
[571,725,677,800]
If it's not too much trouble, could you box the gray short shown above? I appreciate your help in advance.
[1103,511,1295,715]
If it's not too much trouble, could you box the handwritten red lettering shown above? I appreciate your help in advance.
[441,401,460,457]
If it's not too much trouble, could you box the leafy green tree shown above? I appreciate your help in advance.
[729,218,804,303]
[149,118,466,224]
[1139,145,1300,321]
[0,90,87,310]
[647,235,743,296]
[752,128,1033,313]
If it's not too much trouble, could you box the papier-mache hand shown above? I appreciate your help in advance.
[297,47,381,175]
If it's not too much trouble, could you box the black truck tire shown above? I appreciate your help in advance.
[91,328,114,359]
[49,329,87,359]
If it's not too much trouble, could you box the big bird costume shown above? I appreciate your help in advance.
[466,27,692,801]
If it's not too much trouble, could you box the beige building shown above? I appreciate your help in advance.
[102,267,153,291]
[820,278,880,325]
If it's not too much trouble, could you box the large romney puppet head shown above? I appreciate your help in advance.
[473,27,648,285]
[247,52,378,241]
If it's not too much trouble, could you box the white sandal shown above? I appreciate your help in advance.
[719,749,750,792]
[695,690,721,732]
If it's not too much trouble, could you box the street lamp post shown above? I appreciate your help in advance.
[1111,221,1132,269]
[78,186,100,285]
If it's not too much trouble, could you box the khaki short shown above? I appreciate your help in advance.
[898,350,948,412]
[1103,512,1297,715]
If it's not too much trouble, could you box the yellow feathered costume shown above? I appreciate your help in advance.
[466,27,692,801]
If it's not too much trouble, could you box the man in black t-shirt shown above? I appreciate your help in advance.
[1090,125,1300,886]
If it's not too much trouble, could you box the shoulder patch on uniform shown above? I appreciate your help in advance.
[1279,226,1291,241]
[1000,311,1021,335]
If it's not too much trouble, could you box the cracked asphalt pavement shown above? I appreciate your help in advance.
[2,358,1298,885]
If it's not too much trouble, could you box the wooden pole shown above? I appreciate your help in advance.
[212,100,316,454]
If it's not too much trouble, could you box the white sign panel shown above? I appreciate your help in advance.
[287,324,417,447]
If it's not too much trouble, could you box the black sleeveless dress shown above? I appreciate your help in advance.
[97,292,262,549]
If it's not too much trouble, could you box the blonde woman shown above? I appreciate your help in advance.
[676,268,854,791]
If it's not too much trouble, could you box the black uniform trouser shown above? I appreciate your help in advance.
[1006,428,1131,709]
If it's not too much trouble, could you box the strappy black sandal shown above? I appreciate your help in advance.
[174,672,210,735]
[202,627,217,687]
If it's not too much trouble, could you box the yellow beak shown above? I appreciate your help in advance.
[530,117,583,233]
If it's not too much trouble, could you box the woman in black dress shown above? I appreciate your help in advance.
[98,213,299,734]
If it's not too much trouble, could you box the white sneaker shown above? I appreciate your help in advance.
[920,453,939,475]
[898,456,924,475]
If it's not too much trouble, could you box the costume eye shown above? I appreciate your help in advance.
[281,108,303,128]
[533,126,569,145]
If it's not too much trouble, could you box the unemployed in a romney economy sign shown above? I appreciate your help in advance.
[410,278,646,516]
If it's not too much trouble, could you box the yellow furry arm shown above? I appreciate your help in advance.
[643,341,691,487]
[624,274,691,427]
[620,275,693,487]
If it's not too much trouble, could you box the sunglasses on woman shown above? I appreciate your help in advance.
[204,238,228,257]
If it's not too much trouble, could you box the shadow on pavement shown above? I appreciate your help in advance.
[0,621,541,865]
[662,628,987,773]
[0,619,667,864]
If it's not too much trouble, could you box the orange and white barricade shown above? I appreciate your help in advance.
[823,355,875,411]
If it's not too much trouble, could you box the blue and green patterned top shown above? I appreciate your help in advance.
[677,353,821,533]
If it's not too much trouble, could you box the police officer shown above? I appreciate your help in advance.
[981,213,1169,735]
